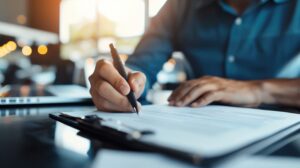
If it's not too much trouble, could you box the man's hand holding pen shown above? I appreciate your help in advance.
[89,59,146,112]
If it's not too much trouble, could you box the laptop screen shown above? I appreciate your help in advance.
[0,85,54,98]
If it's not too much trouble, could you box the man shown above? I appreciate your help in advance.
[89,0,300,112]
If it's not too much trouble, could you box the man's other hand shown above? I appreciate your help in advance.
[168,76,263,107]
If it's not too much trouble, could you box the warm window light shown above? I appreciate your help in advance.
[97,0,145,37]
[37,45,48,55]
[22,46,32,56]
[149,0,167,17]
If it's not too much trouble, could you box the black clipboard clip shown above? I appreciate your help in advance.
[58,113,154,140]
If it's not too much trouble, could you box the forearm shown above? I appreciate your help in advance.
[258,79,300,108]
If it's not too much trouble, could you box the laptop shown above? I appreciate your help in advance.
[0,85,92,106]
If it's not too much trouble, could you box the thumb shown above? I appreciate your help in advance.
[128,72,146,98]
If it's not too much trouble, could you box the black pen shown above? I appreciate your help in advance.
[109,44,139,114]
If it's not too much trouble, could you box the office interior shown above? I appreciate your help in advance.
[0,0,300,168]
[0,0,178,96]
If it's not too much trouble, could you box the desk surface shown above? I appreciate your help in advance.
[0,105,300,168]
[0,105,98,168]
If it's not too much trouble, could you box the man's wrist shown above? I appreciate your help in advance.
[246,80,264,106]
[254,80,277,105]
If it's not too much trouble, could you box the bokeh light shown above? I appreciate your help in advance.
[37,45,48,55]
[17,15,27,25]
[0,41,17,57]
[6,41,17,51]
[22,46,32,56]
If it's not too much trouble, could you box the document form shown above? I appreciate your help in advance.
[67,105,300,158]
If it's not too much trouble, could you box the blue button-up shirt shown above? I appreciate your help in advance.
[127,0,300,95]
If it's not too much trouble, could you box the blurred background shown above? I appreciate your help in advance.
[0,0,188,103]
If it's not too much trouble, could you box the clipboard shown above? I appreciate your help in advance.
[49,113,208,166]
[49,108,300,166]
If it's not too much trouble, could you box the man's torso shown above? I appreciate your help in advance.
[175,0,300,80]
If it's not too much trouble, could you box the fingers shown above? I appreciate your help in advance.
[168,81,198,105]
[94,79,132,108]
[95,59,130,95]
[191,91,223,107]
[179,84,218,106]
[90,89,132,112]
[168,77,216,103]
[168,76,225,107]
[128,72,146,98]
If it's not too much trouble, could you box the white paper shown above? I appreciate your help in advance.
[66,105,300,157]
[215,156,300,168]
[91,150,300,168]
[91,149,197,168]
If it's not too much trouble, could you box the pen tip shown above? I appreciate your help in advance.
[133,107,139,115]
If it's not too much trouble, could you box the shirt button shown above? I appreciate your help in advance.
[228,55,235,63]
[235,17,242,26]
